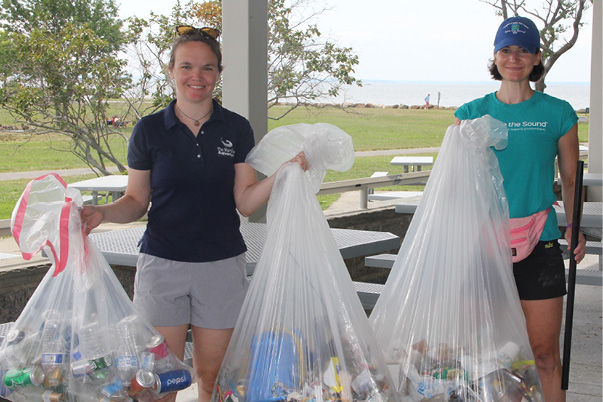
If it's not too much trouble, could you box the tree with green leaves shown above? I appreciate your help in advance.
[480,0,591,91]
[0,0,130,175]
[125,0,361,120]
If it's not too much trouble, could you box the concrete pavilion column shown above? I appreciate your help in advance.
[222,0,269,221]
[222,0,268,142]
[587,0,602,202]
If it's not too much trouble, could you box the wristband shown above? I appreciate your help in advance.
[566,222,581,231]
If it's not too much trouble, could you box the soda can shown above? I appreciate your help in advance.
[6,329,25,346]
[155,369,192,394]
[43,366,64,387]
[71,359,92,378]
[42,390,65,402]
[0,369,13,398]
[89,355,113,371]
[128,369,156,398]
[146,335,170,359]
[3,366,45,387]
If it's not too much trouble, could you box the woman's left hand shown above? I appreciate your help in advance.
[564,227,587,264]
[289,151,309,171]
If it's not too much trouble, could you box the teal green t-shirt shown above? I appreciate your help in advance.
[455,91,577,241]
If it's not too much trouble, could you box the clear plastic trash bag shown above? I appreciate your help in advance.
[245,122,355,194]
[0,173,196,402]
[211,123,399,402]
[369,116,544,402]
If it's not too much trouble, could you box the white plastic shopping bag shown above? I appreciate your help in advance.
[370,116,544,401]
[0,174,195,402]
[211,123,399,402]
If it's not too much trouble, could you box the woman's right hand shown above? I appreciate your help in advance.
[80,205,104,236]
[288,151,309,171]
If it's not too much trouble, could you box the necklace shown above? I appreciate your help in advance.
[176,103,212,126]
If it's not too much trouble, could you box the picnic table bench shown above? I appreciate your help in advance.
[390,156,434,173]
[365,250,602,286]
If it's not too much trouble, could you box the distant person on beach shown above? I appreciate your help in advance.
[424,93,430,109]
[455,16,585,402]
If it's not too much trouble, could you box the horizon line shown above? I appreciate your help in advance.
[356,79,590,85]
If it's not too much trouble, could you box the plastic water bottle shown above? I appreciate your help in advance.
[113,315,148,385]
[39,310,67,383]
[78,317,114,381]
[495,341,519,369]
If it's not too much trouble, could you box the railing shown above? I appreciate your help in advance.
[317,170,430,209]
[0,171,431,236]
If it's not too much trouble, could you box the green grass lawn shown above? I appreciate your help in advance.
[0,105,591,219]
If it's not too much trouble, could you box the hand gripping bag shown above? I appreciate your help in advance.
[0,173,196,402]
[369,116,544,402]
[211,123,399,402]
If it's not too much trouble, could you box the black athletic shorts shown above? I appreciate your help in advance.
[512,240,567,300]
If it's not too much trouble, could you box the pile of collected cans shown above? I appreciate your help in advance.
[215,359,394,402]
[0,312,194,402]
[396,340,542,401]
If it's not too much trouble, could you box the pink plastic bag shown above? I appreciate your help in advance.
[1,174,195,402]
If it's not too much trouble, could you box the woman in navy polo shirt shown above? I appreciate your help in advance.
[82,26,307,402]
[455,16,585,401]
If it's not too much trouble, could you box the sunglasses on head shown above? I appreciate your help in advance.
[176,25,220,40]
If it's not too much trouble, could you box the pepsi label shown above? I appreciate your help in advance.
[156,369,192,393]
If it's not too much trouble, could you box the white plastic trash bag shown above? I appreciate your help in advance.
[211,123,398,402]
[369,116,544,401]
[1,174,196,402]
[245,122,354,194]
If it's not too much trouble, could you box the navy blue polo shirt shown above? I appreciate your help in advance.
[128,99,255,262]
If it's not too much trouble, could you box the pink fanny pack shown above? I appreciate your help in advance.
[510,208,551,263]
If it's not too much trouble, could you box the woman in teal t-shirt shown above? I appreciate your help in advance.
[455,16,586,402]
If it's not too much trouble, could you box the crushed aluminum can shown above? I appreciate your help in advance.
[146,335,170,359]
[43,366,64,387]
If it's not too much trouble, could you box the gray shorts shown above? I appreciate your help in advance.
[133,253,248,329]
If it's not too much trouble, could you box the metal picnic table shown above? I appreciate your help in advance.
[89,222,400,276]
[68,175,128,205]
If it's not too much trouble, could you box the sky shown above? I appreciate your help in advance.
[119,0,594,83]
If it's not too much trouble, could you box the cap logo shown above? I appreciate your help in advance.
[511,22,521,33]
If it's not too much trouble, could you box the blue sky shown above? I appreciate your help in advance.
[120,0,593,83]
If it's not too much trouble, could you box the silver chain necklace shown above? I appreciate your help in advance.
[176,103,212,126]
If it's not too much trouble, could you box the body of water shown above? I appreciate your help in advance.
[319,80,591,111]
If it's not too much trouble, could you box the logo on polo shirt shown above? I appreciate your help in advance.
[507,120,548,130]
[218,137,235,158]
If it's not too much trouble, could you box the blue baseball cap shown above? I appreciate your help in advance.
[494,16,541,54]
